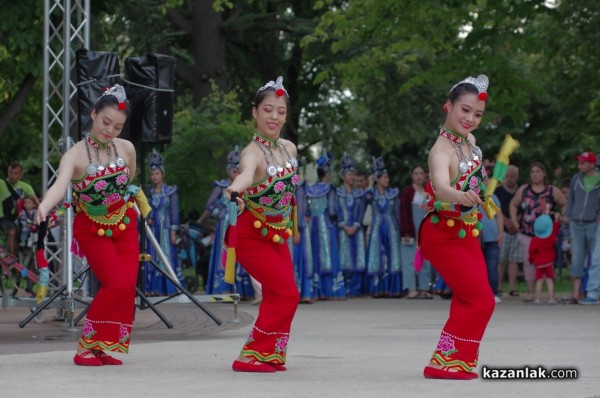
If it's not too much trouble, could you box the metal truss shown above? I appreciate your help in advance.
[41,0,90,324]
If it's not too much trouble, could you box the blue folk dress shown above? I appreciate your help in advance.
[305,182,345,300]
[204,179,254,298]
[365,187,402,296]
[291,181,315,302]
[336,186,367,297]
[145,184,184,295]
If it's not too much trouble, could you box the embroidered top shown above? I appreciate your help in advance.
[244,166,300,225]
[72,164,130,226]
[426,128,486,222]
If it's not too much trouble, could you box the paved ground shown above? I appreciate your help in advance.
[0,295,598,398]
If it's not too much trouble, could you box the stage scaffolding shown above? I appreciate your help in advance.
[39,0,90,326]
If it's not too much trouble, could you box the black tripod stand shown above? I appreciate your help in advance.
[136,144,222,327]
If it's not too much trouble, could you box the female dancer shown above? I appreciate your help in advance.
[336,152,367,297]
[365,156,402,297]
[418,75,496,379]
[226,77,301,372]
[145,149,184,295]
[36,85,143,366]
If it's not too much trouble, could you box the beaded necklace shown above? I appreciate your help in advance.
[439,126,482,174]
[252,133,298,177]
[85,133,126,175]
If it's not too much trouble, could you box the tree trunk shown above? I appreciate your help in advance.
[191,0,229,105]
[0,74,37,137]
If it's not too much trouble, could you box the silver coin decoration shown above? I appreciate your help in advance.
[116,157,125,167]
[87,164,97,175]
[291,158,298,168]
[267,165,278,177]
[458,161,469,174]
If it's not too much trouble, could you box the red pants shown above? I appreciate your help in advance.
[419,214,495,372]
[73,208,139,353]
[535,262,555,280]
[235,211,300,364]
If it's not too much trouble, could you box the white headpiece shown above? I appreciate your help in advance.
[450,74,489,101]
[100,84,128,109]
[256,76,288,97]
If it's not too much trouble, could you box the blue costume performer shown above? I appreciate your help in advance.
[205,147,254,298]
[304,151,345,300]
[336,153,367,297]
[291,178,315,302]
[145,149,184,295]
[365,156,402,297]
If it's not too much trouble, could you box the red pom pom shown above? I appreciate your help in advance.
[64,203,71,208]
[477,212,483,220]
[275,88,285,97]
[478,92,488,101]
[118,102,126,110]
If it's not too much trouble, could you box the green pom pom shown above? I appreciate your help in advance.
[433,201,442,211]
[476,221,483,230]
[431,215,440,224]
[123,217,130,224]
[105,229,113,237]
[261,227,268,237]
[458,229,466,238]
[287,220,293,228]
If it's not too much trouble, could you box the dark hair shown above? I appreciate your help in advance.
[448,83,480,104]
[410,165,425,174]
[529,161,549,185]
[93,94,130,117]
[560,177,571,189]
[317,166,328,180]
[8,161,23,171]
[253,88,291,109]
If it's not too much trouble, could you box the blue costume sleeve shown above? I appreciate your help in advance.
[204,184,223,217]
[335,188,345,228]
[393,194,401,227]
[170,186,180,231]
[355,192,367,227]
[328,184,338,224]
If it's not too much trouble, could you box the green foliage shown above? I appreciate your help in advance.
[157,82,249,216]
[0,0,44,100]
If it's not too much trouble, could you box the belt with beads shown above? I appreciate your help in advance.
[428,209,483,239]
[76,197,136,237]
[245,201,293,244]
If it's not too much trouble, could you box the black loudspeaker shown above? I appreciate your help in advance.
[123,53,175,144]
[75,48,121,139]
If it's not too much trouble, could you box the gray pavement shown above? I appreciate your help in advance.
[1,296,599,398]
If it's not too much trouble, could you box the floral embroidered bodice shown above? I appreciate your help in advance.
[245,168,300,212]
[427,129,487,197]
[72,164,130,225]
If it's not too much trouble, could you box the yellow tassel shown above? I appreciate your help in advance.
[36,286,48,304]
[134,190,152,218]
[292,202,299,237]
[481,196,501,220]
[224,247,236,284]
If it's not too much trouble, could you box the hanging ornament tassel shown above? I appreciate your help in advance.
[35,221,50,304]
[223,192,240,284]
[291,196,298,237]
